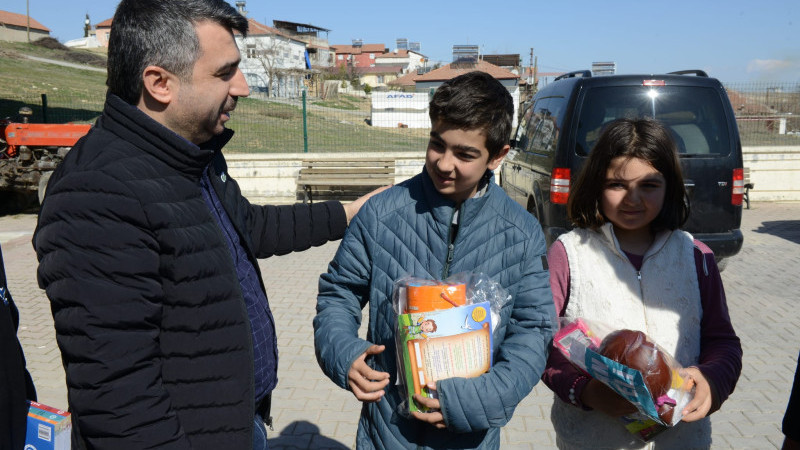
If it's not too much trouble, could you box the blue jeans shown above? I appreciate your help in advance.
[253,414,269,450]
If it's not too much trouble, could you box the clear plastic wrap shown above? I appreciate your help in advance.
[553,317,695,441]
[392,272,511,415]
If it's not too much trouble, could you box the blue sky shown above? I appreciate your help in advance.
[6,0,799,83]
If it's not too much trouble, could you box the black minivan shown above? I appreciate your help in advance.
[501,70,745,263]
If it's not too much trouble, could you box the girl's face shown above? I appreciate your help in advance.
[601,156,666,236]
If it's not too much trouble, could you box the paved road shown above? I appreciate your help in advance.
[2,202,798,449]
[23,54,106,73]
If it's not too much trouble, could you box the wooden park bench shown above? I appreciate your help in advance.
[297,157,395,203]
[743,166,754,209]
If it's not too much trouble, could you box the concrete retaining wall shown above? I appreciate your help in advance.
[225,147,800,204]
[225,152,424,204]
[743,146,800,202]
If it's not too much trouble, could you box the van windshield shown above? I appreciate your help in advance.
[575,86,732,157]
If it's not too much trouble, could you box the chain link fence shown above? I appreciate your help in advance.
[2,82,798,151]
[724,82,800,146]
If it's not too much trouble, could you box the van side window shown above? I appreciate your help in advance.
[514,105,535,151]
[527,98,556,154]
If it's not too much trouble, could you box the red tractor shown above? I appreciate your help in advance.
[1,107,91,206]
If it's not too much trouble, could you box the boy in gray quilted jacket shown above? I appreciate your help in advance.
[314,71,555,449]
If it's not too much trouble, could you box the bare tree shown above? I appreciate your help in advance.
[242,34,309,98]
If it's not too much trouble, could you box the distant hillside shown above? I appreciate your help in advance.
[0,40,107,122]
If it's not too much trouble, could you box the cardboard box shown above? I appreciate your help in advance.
[26,401,71,450]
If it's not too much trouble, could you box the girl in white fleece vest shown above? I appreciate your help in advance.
[542,118,742,449]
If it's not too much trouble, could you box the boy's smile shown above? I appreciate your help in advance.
[425,121,508,204]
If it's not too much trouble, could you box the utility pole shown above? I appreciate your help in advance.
[26,0,31,43]
[529,48,534,84]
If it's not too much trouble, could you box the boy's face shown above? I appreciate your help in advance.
[425,120,509,204]
[420,320,435,333]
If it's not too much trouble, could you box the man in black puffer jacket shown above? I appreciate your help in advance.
[33,1,379,448]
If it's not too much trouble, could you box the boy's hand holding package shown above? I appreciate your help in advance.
[411,384,446,429]
[348,344,390,402]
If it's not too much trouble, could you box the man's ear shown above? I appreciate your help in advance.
[487,144,510,171]
[141,65,176,105]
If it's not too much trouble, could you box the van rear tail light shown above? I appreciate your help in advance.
[550,168,571,204]
[643,80,666,86]
[732,168,744,206]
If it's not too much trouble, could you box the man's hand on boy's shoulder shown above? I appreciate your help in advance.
[411,385,446,429]
[343,185,392,225]
[347,344,390,402]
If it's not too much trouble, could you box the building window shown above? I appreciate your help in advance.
[370,53,375,59]
[338,55,343,60]
[246,44,256,59]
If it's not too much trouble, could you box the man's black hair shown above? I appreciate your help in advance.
[107,0,248,104]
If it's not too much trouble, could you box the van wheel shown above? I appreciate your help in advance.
[527,198,542,223]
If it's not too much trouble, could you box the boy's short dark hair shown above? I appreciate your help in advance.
[568,118,690,231]
[428,71,514,159]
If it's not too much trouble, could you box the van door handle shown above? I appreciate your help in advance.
[684,181,695,195]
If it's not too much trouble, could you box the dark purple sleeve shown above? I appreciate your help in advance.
[541,241,592,408]
[692,240,743,414]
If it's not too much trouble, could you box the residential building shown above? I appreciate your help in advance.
[481,54,521,74]
[331,43,387,69]
[272,20,333,69]
[411,60,522,127]
[0,10,50,42]
[93,18,112,48]
[356,65,405,89]
[235,18,309,98]
[375,49,427,74]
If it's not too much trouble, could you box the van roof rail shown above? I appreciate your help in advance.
[668,70,709,77]
[554,70,592,81]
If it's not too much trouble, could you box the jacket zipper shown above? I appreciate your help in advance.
[441,206,460,279]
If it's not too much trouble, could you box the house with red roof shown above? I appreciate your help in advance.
[93,18,113,48]
[375,49,427,74]
[388,59,522,127]
[331,43,388,69]
[0,9,50,42]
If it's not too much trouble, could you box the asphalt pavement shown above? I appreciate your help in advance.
[2,201,798,449]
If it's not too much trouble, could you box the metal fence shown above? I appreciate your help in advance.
[2,82,798,152]
[723,82,800,146]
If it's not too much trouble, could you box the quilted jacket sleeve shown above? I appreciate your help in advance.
[208,154,347,258]
[313,203,375,389]
[34,171,191,449]
[437,231,556,433]
[245,200,347,257]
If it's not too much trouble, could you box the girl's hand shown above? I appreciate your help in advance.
[411,384,446,429]
[580,378,638,417]
[681,367,713,422]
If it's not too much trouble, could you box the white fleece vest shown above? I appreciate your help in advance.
[551,223,711,449]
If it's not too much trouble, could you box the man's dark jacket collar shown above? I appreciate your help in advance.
[100,93,233,178]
